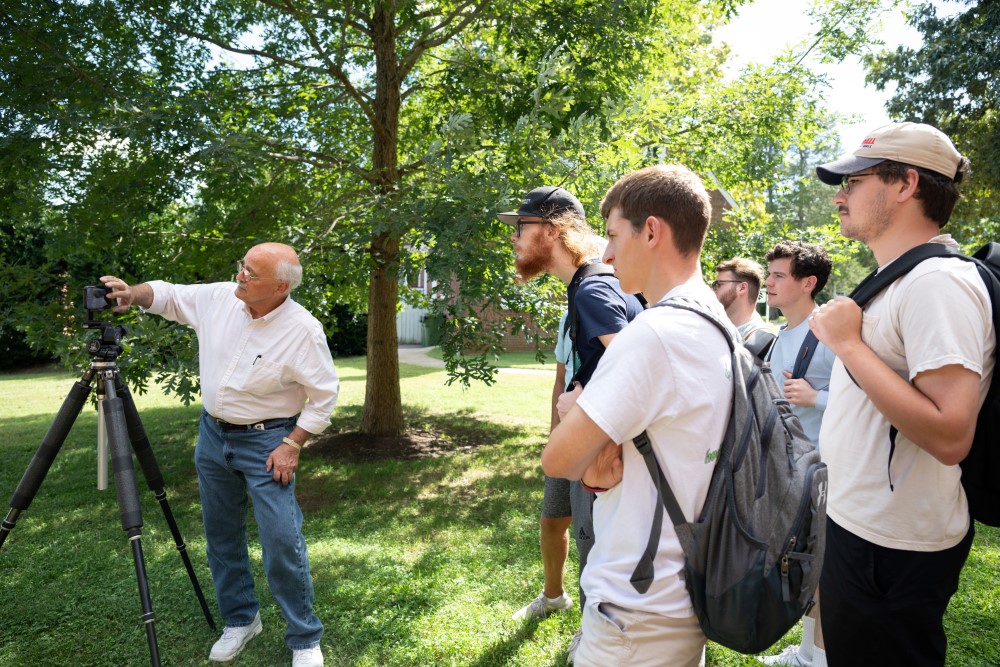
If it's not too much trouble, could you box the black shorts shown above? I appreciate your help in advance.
[820,517,974,667]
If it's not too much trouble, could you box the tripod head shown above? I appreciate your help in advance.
[83,285,126,361]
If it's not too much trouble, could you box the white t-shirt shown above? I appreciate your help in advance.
[819,236,994,551]
[576,281,733,617]
[145,281,340,435]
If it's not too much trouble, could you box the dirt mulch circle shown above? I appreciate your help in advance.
[305,427,485,463]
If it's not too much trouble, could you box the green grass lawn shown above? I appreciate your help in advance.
[0,360,997,666]
[424,347,557,371]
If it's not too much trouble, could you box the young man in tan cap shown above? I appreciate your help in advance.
[809,122,994,667]
[500,186,643,663]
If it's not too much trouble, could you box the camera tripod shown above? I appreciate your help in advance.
[0,322,216,667]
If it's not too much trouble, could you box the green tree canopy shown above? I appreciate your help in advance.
[2,0,887,436]
[865,0,1000,244]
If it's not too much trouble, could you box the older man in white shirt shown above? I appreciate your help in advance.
[101,242,337,667]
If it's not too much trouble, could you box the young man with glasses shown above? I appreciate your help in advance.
[712,257,776,361]
[499,186,643,663]
[100,242,337,667]
[809,123,993,667]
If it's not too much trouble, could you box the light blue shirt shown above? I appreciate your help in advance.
[769,319,835,444]
[554,311,576,392]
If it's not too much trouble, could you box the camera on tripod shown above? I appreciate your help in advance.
[83,285,125,360]
[84,285,113,312]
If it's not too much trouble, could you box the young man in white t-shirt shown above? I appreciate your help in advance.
[809,123,994,667]
[542,164,734,667]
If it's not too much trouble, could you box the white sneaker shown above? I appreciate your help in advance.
[209,612,262,662]
[292,645,324,667]
[759,644,811,667]
[566,629,583,664]
[512,591,574,620]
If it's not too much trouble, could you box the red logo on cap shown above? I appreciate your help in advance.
[860,137,876,148]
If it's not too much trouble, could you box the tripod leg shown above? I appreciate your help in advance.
[102,377,161,667]
[116,379,217,630]
[0,371,94,550]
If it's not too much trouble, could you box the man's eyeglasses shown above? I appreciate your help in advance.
[515,219,546,239]
[840,172,877,193]
[711,279,745,290]
[236,259,263,281]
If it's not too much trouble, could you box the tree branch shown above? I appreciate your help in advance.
[256,0,372,35]
[3,9,124,103]
[398,0,492,81]
[259,138,377,183]
[147,10,325,74]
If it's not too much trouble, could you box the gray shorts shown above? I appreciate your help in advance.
[541,474,596,607]
[542,475,572,518]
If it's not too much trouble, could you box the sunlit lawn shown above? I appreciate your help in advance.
[0,358,996,666]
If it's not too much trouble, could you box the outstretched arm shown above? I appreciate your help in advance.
[100,276,154,312]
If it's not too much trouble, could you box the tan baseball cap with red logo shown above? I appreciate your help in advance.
[816,122,965,185]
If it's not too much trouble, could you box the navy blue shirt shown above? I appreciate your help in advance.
[564,271,644,386]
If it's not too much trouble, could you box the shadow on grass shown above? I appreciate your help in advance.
[467,619,545,667]
[1,397,557,666]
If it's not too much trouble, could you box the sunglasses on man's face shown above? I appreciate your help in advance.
[515,219,546,238]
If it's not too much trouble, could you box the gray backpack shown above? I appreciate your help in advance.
[630,297,828,653]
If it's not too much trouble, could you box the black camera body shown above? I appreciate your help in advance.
[84,285,112,311]
[83,285,125,360]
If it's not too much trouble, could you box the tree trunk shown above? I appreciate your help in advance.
[362,231,404,435]
[361,1,405,436]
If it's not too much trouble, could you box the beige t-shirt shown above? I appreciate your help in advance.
[819,237,994,551]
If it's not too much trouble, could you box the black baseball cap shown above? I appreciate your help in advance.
[497,186,585,225]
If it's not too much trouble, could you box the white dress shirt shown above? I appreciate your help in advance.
[145,281,339,434]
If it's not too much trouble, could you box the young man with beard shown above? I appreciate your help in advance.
[499,186,643,662]
[712,257,775,360]
[809,122,994,666]
[543,165,734,666]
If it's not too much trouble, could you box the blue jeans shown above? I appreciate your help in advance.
[195,411,323,649]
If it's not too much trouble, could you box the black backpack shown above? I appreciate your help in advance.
[631,297,828,653]
[848,242,1000,527]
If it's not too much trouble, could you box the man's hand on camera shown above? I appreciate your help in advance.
[100,276,153,312]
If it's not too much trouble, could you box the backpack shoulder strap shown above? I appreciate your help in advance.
[744,326,776,361]
[844,243,955,391]
[630,296,740,593]
[850,243,954,307]
[792,330,820,380]
[567,262,618,383]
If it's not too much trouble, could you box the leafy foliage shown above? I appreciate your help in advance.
[865,0,1000,243]
[2,0,891,432]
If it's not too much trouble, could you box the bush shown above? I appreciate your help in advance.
[325,303,367,357]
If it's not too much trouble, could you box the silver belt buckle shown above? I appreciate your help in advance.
[253,422,266,431]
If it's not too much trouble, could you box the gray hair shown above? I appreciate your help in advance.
[274,259,303,291]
